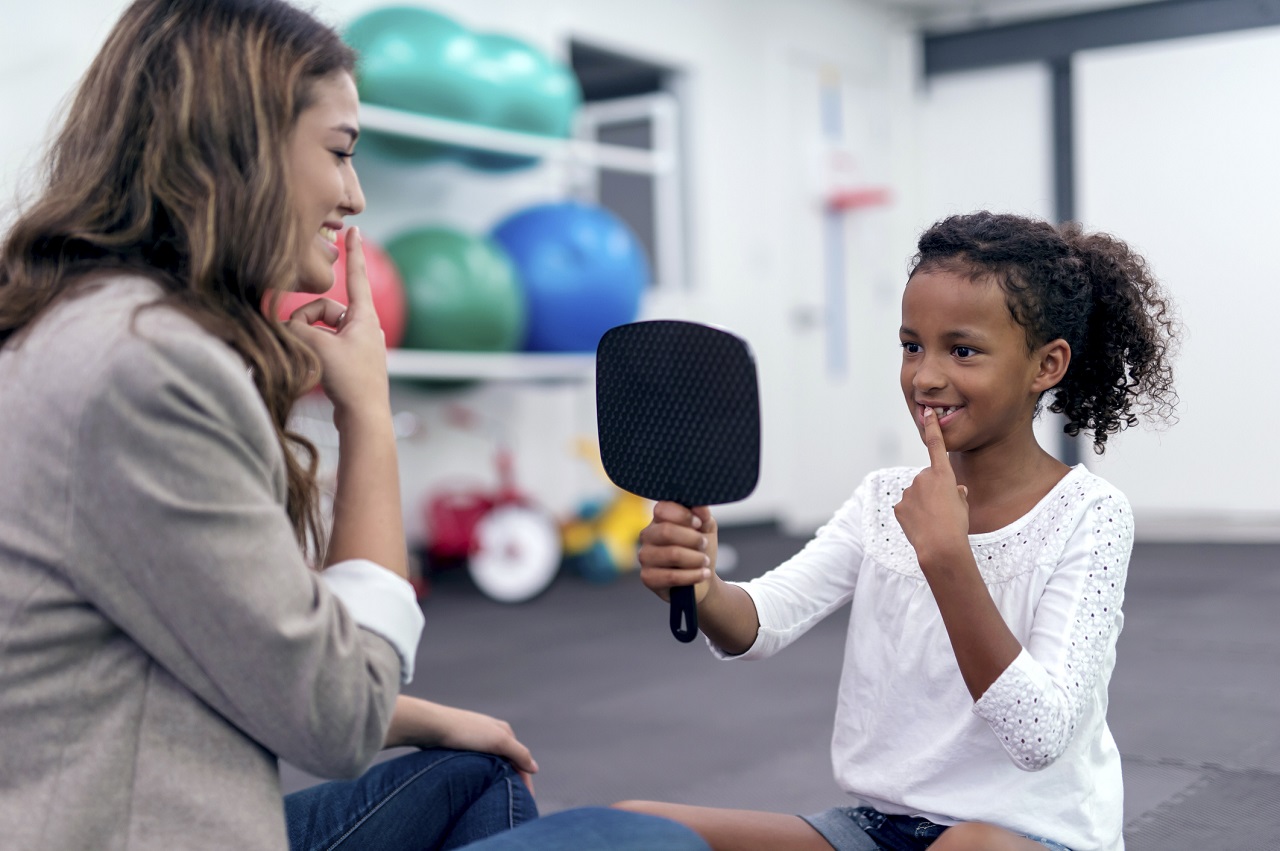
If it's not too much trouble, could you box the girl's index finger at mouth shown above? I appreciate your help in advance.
[921,406,952,470]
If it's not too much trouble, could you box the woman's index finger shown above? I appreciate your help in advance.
[342,226,372,309]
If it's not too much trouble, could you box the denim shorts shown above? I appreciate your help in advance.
[802,806,1073,851]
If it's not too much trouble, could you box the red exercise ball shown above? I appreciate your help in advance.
[273,233,407,348]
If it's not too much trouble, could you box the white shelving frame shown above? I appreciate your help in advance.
[385,349,594,382]
[359,103,674,176]
[359,96,682,382]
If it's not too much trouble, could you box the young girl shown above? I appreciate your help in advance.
[618,211,1179,851]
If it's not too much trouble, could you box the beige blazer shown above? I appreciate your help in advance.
[0,276,402,850]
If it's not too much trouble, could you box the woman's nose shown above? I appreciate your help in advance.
[342,171,366,216]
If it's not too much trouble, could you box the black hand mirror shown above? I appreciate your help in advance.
[595,320,761,642]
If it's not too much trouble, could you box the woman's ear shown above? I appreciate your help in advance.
[1032,339,1071,393]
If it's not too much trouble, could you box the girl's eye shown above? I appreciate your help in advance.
[900,342,922,355]
[333,150,355,162]
[953,346,975,358]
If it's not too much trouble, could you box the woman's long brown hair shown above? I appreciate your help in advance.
[0,0,357,559]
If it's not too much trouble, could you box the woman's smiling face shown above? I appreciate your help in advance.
[899,268,1052,456]
[285,71,365,294]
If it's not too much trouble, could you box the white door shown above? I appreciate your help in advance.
[778,58,899,532]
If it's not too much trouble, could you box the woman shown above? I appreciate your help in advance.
[0,2,706,850]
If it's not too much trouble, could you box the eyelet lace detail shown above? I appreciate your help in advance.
[974,491,1133,769]
[864,466,1096,584]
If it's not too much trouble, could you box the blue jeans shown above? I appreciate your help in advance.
[285,748,710,851]
[286,748,535,850]
[803,806,1073,851]
[458,808,711,850]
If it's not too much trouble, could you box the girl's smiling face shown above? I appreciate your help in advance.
[285,71,365,294]
[899,268,1067,456]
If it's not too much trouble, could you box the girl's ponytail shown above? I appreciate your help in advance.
[1051,224,1179,453]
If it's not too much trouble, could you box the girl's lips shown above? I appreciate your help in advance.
[918,404,963,428]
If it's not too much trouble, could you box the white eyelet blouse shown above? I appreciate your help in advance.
[713,464,1130,851]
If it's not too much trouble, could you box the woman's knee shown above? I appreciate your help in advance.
[379,749,531,812]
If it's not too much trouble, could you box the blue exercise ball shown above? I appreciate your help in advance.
[490,202,648,353]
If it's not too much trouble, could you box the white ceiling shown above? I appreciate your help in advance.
[867,0,1164,31]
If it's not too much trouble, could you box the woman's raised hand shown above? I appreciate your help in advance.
[637,501,716,604]
[285,227,389,420]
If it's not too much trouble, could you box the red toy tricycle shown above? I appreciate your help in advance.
[422,406,561,604]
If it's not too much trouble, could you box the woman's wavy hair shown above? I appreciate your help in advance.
[0,0,356,557]
[909,211,1180,454]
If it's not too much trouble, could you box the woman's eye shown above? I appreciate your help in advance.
[900,342,922,354]
[953,346,975,358]
[333,150,355,162]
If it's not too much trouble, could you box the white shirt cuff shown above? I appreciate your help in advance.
[321,559,425,684]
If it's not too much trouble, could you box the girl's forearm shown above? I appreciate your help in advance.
[324,407,407,579]
[697,576,761,656]
[923,547,1023,700]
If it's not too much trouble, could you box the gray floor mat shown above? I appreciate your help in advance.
[280,534,1280,851]
[1126,764,1280,850]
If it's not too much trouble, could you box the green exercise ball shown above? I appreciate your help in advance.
[386,228,526,352]
[344,6,498,161]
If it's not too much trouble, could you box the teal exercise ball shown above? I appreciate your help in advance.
[386,227,526,352]
[344,7,497,161]
[461,35,583,172]
[490,202,648,353]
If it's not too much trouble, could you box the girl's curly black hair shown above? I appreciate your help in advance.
[909,211,1180,454]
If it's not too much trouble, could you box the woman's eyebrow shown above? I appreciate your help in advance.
[331,124,359,143]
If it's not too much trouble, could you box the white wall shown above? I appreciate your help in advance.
[1076,27,1280,540]
[0,2,128,227]
[915,64,1054,226]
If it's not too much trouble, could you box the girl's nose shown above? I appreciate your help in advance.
[912,357,947,392]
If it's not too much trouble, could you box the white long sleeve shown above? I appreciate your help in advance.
[973,489,1132,770]
[714,465,1130,851]
[322,559,425,684]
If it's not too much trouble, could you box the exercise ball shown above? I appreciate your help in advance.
[273,235,407,348]
[386,227,525,352]
[490,202,648,352]
[461,34,583,172]
[344,7,497,161]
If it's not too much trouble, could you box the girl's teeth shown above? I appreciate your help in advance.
[319,227,337,243]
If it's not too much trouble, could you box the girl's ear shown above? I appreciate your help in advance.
[1032,339,1071,393]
